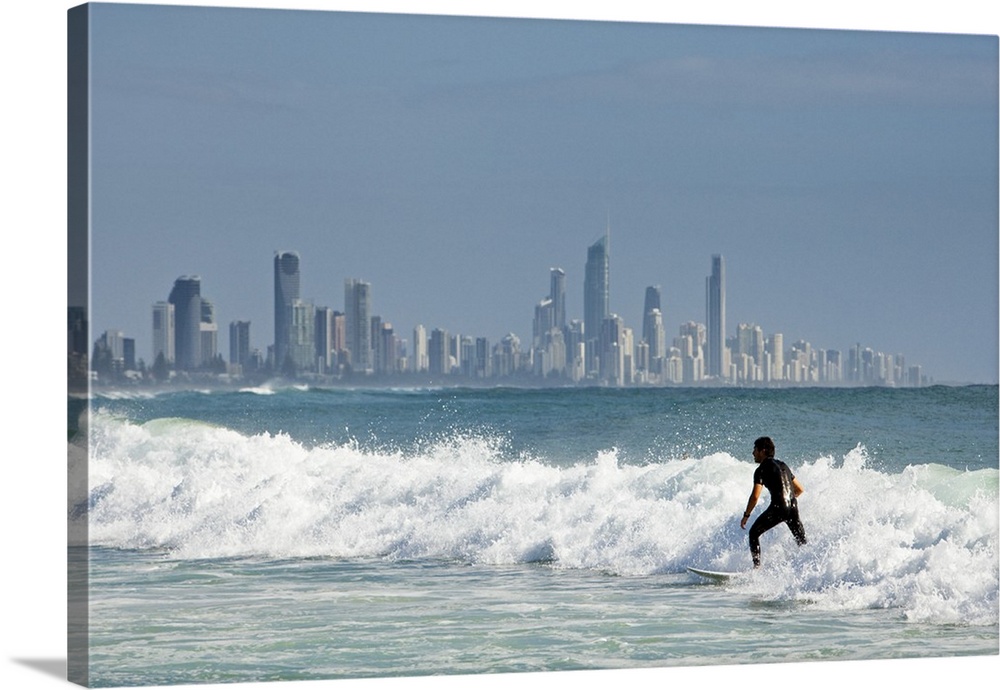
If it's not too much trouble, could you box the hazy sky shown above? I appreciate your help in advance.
[85,2,998,383]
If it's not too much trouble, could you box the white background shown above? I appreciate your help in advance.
[2,2,997,690]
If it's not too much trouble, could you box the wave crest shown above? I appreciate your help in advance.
[75,413,999,625]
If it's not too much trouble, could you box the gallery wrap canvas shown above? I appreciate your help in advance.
[67,2,998,689]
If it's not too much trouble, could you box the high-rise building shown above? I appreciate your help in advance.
[331,311,346,369]
[273,251,301,371]
[550,268,566,330]
[152,301,175,366]
[344,278,372,373]
[168,276,201,371]
[737,323,765,368]
[642,286,661,341]
[768,333,785,381]
[286,299,315,373]
[315,307,334,373]
[229,320,250,369]
[599,314,626,385]
[705,255,726,379]
[413,324,428,373]
[429,328,449,375]
[200,298,218,367]
[494,333,522,378]
[584,233,609,377]
[375,320,397,375]
[643,307,666,374]
[678,321,706,383]
[474,337,491,379]
[533,297,555,349]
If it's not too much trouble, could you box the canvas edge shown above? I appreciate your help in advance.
[67,3,91,687]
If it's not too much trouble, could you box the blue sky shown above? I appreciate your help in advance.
[81,3,998,383]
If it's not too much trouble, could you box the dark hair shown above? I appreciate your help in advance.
[754,436,775,457]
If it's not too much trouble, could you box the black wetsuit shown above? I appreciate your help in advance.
[748,457,807,567]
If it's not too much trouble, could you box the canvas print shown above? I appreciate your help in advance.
[67,2,999,688]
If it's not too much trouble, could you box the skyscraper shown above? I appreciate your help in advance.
[643,286,662,331]
[152,301,175,366]
[273,251,301,371]
[533,297,555,350]
[229,320,251,369]
[643,307,666,373]
[344,278,372,373]
[584,233,609,377]
[642,286,665,373]
[315,307,334,373]
[429,327,449,375]
[289,299,315,373]
[168,276,201,371]
[550,268,566,331]
[199,298,218,366]
[413,324,428,373]
[706,254,726,378]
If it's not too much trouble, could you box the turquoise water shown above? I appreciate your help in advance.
[74,385,999,686]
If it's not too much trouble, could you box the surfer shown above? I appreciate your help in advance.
[740,436,807,568]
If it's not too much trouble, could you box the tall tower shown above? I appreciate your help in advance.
[344,278,372,373]
[274,251,301,371]
[549,268,566,331]
[643,307,666,371]
[584,233,609,377]
[152,301,175,366]
[199,298,218,366]
[168,276,201,371]
[413,324,428,373]
[289,299,315,373]
[706,254,726,378]
[642,285,662,346]
[229,320,251,368]
[429,327,450,375]
[315,307,334,373]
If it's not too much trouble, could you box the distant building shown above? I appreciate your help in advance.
[642,286,662,343]
[706,255,726,378]
[315,307,334,373]
[345,278,372,373]
[230,320,251,370]
[152,301,175,365]
[584,233,609,378]
[429,327,449,375]
[289,299,315,372]
[200,298,218,366]
[168,276,202,370]
[550,268,566,331]
[413,324,428,373]
[273,251,301,371]
[768,333,785,382]
[643,306,666,375]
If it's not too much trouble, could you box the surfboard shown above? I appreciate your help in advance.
[687,566,740,582]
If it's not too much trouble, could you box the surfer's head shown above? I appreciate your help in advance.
[753,436,775,459]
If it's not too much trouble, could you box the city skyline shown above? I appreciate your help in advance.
[82,4,998,384]
[89,242,934,387]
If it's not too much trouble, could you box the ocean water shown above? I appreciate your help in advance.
[71,385,999,687]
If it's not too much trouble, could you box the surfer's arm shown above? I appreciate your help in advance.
[740,484,763,529]
[792,478,804,497]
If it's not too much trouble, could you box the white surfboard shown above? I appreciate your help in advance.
[687,566,741,582]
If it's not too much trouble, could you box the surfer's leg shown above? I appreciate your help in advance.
[748,508,782,567]
[785,504,806,546]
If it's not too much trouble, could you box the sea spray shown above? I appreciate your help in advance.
[79,412,998,626]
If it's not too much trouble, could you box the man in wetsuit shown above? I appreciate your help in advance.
[739,436,807,568]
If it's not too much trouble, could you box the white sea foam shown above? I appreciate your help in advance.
[77,413,999,626]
